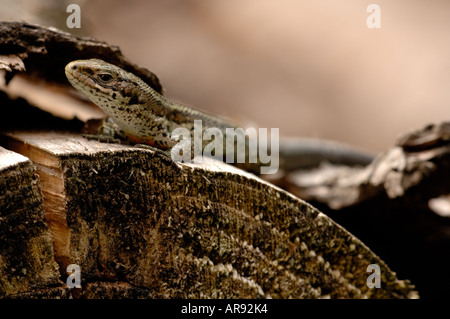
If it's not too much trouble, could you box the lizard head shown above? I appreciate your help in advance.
[65,59,146,115]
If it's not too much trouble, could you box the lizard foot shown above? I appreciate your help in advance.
[133,144,172,158]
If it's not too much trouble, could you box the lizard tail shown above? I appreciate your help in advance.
[278,137,375,172]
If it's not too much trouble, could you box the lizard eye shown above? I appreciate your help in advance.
[97,73,114,83]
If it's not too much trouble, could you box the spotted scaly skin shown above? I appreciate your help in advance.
[65,58,242,150]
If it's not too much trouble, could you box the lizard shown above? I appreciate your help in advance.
[65,58,375,175]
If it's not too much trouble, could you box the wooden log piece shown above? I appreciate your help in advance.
[0,146,60,297]
[0,130,418,299]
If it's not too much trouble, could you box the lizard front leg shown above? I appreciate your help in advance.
[83,117,172,158]
[82,117,126,144]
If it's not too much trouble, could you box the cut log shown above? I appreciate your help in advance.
[0,146,60,296]
[0,130,418,299]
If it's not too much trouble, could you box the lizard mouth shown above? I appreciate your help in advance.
[65,60,87,88]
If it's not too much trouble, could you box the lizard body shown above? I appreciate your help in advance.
[65,59,374,174]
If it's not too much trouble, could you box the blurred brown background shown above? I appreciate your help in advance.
[2,0,450,153]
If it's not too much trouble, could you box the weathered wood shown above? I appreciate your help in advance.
[0,146,60,296]
[283,122,450,210]
[0,21,162,92]
[280,122,450,299]
[0,131,418,298]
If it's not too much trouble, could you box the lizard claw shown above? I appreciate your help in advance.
[133,143,172,158]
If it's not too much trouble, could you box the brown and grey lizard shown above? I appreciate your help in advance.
[65,58,374,174]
